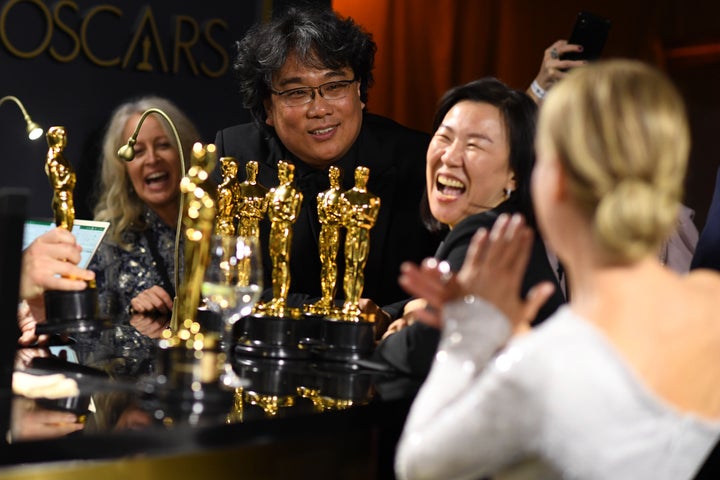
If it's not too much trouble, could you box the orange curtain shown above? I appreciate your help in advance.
[332,0,660,133]
[333,0,719,230]
[333,0,499,133]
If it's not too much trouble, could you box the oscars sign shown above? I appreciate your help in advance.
[0,1,230,78]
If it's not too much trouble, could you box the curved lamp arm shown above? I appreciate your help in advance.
[117,108,186,324]
[0,95,44,140]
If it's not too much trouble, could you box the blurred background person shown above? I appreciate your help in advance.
[529,39,700,273]
[89,96,201,317]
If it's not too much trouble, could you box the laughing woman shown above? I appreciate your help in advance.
[89,96,200,317]
[395,60,720,480]
[372,78,565,378]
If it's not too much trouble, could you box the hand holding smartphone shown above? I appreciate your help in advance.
[561,11,611,62]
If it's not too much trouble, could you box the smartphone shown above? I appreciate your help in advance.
[561,11,611,61]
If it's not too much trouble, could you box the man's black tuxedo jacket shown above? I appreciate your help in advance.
[214,113,441,306]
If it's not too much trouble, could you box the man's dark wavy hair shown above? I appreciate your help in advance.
[421,77,539,233]
[232,7,376,129]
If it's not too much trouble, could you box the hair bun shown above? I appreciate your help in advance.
[595,178,678,261]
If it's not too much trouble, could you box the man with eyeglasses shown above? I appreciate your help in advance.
[214,7,441,310]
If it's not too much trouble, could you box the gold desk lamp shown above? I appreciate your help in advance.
[0,95,43,140]
[120,116,225,398]
[117,108,186,333]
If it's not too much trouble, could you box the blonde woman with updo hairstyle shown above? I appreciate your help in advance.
[537,60,689,264]
[89,96,201,318]
[394,59,720,480]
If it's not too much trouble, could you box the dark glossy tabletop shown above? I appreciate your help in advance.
[0,311,420,478]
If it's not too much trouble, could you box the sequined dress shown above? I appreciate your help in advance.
[89,208,181,317]
[395,299,720,480]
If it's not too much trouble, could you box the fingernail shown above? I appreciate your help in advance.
[578,46,583,51]
[423,258,439,269]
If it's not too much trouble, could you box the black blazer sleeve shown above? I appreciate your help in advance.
[691,167,720,272]
[372,209,565,379]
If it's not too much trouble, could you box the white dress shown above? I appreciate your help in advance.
[395,298,720,480]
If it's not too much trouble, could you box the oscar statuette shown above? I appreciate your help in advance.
[215,156,241,237]
[195,156,241,334]
[144,143,234,424]
[172,142,217,339]
[156,142,219,377]
[236,160,269,241]
[41,126,101,333]
[235,160,309,359]
[305,165,344,318]
[315,166,380,361]
[263,160,303,317]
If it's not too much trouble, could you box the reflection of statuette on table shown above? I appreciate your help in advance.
[237,160,269,241]
[216,157,240,236]
[263,161,303,318]
[173,142,217,335]
[45,126,76,231]
[339,166,380,320]
[306,166,344,317]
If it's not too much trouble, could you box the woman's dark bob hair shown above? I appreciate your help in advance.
[421,77,539,233]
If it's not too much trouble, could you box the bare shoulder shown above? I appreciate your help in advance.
[685,269,720,290]
[683,269,720,309]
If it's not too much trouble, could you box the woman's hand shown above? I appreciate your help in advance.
[358,298,392,340]
[20,227,95,301]
[399,214,555,331]
[129,313,170,339]
[129,286,173,315]
[528,40,586,102]
[455,214,555,330]
[397,259,459,329]
[380,298,427,340]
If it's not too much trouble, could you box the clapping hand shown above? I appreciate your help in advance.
[399,214,555,331]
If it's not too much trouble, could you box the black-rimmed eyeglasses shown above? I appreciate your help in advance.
[270,79,358,107]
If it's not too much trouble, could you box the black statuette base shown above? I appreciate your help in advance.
[39,288,106,335]
[235,314,312,360]
[314,317,375,362]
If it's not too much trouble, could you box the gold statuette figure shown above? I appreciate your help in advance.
[42,125,96,324]
[265,161,302,317]
[216,157,240,236]
[340,166,380,320]
[173,142,217,335]
[237,160,269,241]
[306,166,344,316]
[45,126,76,231]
